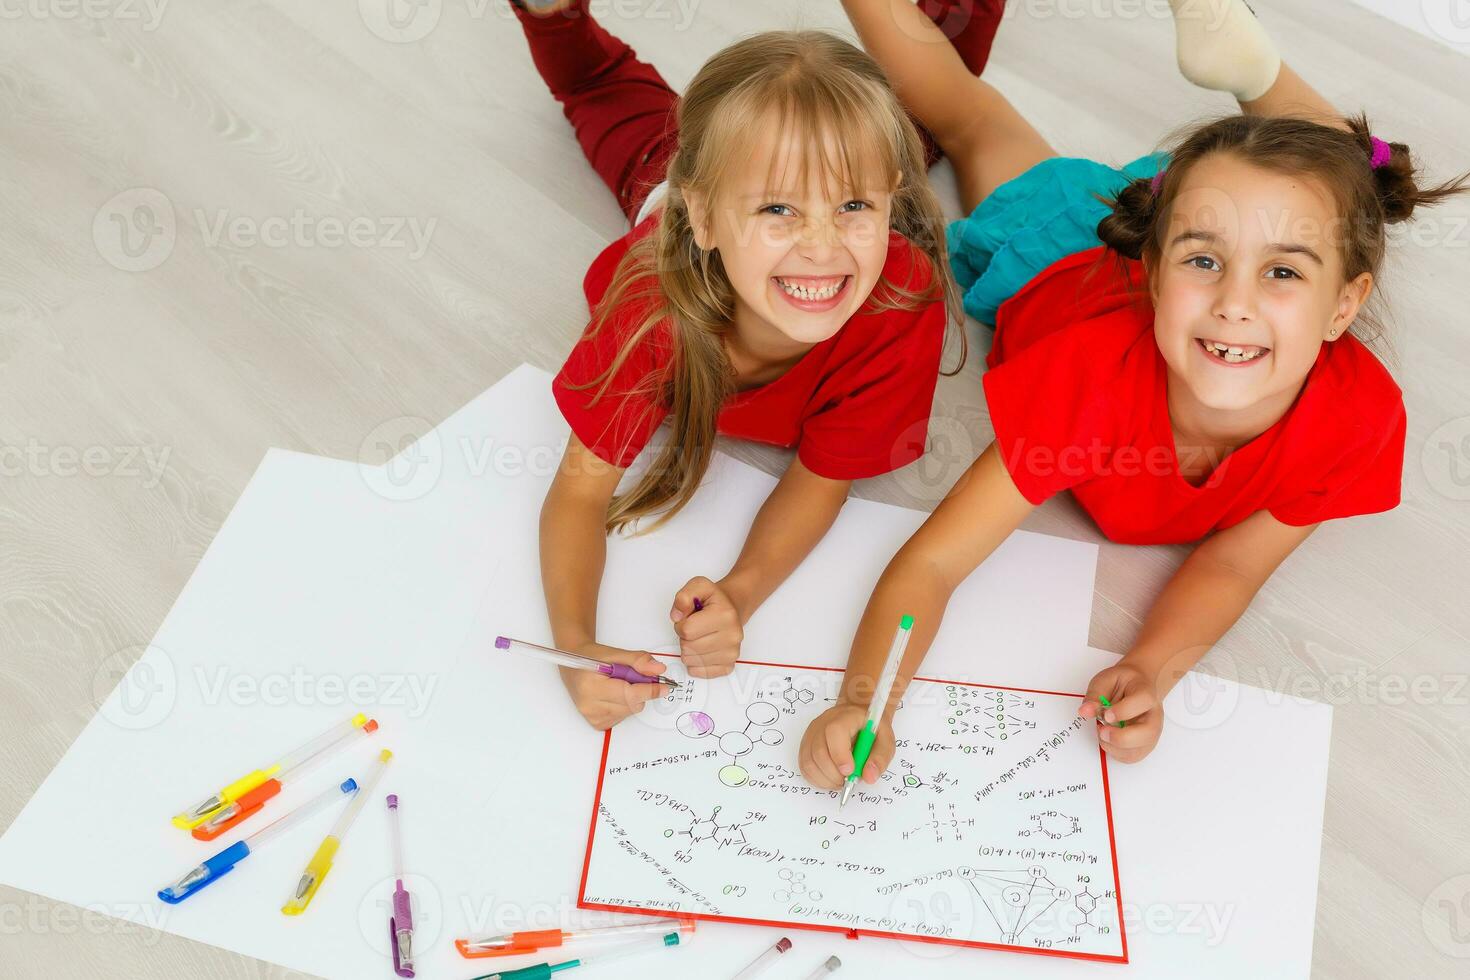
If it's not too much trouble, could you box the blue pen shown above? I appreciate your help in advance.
[158,778,358,904]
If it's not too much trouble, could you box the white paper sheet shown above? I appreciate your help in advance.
[0,365,1329,979]
[581,658,1126,962]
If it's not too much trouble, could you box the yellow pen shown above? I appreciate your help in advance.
[282,748,392,915]
[172,713,374,831]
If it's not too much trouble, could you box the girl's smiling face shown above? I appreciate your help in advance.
[1150,154,1373,422]
[687,125,898,354]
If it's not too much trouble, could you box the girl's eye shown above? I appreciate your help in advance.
[760,204,796,217]
[1186,255,1220,272]
[1265,266,1301,281]
[838,200,871,214]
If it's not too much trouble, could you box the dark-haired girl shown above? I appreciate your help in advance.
[799,0,1469,786]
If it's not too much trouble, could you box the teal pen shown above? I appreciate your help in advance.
[467,930,684,980]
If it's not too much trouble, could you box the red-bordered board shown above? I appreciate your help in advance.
[578,657,1128,964]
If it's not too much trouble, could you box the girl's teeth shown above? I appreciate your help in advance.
[777,277,843,301]
[1203,340,1265,363]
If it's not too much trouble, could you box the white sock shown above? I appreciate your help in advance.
[1167,0,1282,102]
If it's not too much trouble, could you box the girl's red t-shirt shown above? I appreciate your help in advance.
[553,215,947,480]
[983,247,1406,544]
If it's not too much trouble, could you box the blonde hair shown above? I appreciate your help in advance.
[570,30,964,534]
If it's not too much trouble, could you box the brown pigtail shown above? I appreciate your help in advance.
[1096,176,1161,261]
[1344,114,1470,226]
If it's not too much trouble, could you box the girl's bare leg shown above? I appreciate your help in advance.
[1238,63,1351,132]
[841,0,1055,213]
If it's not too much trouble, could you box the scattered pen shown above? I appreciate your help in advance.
[387,794,415,977]
[191,715,379,841]
[840,615,913,809]
[495,636,679,690]
[803,955,842,980]
[466,930,686,980]
[456,919,694,959]
[282,748,392,915]
[172,713,376,832]
[731,936,792,980]
[158,778,358,904]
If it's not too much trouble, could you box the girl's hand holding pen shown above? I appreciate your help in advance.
[797,701,896,792]
[1079,661,1163,763]
[560,643,671,730]
[670,577,743,678]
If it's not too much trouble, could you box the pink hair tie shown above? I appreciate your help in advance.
[1150,169,1167,196]
[1369,136,1393,170]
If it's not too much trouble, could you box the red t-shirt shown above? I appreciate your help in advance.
[552,215,946,480]
[983,247,1406,544]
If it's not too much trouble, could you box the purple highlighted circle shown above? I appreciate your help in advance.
[677,711,715,738]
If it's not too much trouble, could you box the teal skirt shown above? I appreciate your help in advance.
[946,152,1169,324]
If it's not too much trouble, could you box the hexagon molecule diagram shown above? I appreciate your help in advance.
[677,701,785,787]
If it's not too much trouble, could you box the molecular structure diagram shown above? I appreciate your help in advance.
[1074,886,1103,931]
[814,817,877,850]
[773,868,823,903]
[1019,809,1082,841]
[780,678,815,712]
[960,865,1073,945]
[666,805,749,850]
[677,701,784,787]
[902,801,975,843]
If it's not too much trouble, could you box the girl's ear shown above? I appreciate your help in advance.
[684,189,714,251]
[1328,272,1374,341]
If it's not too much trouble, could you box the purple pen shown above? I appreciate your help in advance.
[494,636,680,689]
[387,794,414,978]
